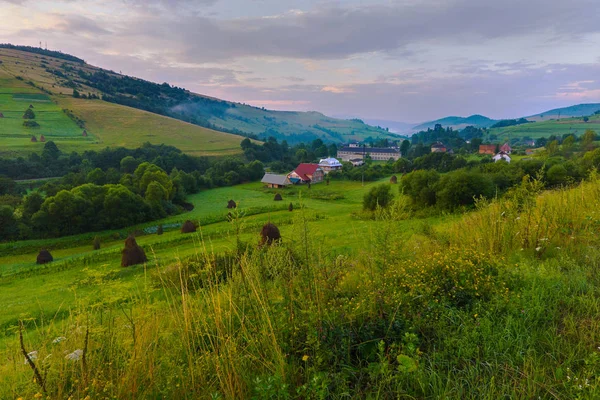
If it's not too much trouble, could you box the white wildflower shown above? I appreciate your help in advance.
[24,350,38,364]
[65,349,83,361]
[52,336,66,344]
[535,247,542,252]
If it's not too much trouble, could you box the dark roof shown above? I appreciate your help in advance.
[431,143,446,148]
[261,174,291,186]
[338,146,399,154]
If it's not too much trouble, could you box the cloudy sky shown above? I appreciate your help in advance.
[1,0,599,123]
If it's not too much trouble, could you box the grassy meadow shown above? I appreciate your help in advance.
[3,172,600,398]
[488,116,600,141]
[0,53,247,157]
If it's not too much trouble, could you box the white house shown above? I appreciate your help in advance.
[318,157,343,173]
[493,151,511,163]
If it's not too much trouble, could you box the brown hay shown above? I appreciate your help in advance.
[288,202,293,212]
[121,235,147,267]
[93,236,100,250]
[274,193,283,201]
[36,248,53,264]
[30,136,37,142]
[260,223,281,246]
[181,220,197,233]
[390,175,398,184]
[227,199,237,209]
[39,135,46,142]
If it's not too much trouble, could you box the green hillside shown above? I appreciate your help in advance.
[0,50,248,157]
[412,114,497,131]
[526,103,600,121]
[488,116,600,140]
[0,45,397,145]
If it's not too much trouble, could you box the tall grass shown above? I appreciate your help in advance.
[4,176,600,398]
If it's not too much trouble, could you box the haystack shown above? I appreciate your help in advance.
[37,248,53,264]
[274,193,282,201]
[93,236,100,250]
[82,130,88,137]
[39,134,46,142]
[0,112,4,118]
[29,104,34,109]
[157,224,164,235]
[288,202,293,212]
[121,235,147,267]
[390,175,398,184]
[227,199,237,209]
[30,136,37,142]
[260,223,281,246]
[181,220,197,234]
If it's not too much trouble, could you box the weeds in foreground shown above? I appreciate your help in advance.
[5,177,600,398]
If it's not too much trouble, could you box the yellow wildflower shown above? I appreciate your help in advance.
[302,355,309,361]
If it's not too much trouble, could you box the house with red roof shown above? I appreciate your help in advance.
[288,163,324,184]
[500,143,512,154]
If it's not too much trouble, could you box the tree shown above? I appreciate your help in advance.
[0,206,18,241]
[401,170,440,207]
[400,139,411,156]
[21,191,44,220]
[363,184,393,211]
[41,141,61,161]
[120,156,139,173]
[23,108,35,119]
[584,116,589,123]
[86,168,106,185]
[435,170,495,210]
[582,129,597,149]
[73,89,80,98]
[546,140,559,156]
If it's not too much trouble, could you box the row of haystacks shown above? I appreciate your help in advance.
[37,219,284,267]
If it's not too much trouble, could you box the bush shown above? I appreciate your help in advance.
[23,108,35,119]
[93,236,100,250]
[363,184,393,211]
[401,170,440,207]
[435,170,495,210]
[23,120,40,128]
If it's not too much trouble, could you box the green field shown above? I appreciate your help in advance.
[0,74,95,156]
[488,116,600,140]
[0,178,436,338]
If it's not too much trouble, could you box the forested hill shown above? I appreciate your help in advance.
[412,114,497,131]
[0,45,396,144]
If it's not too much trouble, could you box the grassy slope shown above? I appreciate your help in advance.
[488,116,600,140]
[0,178,442,338]
[0,48,247,157]
[4,175,600,397]
[1,47,399,144]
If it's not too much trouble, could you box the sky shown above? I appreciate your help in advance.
[1,0,599,123]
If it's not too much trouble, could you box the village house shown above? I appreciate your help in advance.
[500,143,512,154]
[288,163,324,184]
[479,144,496,155]
[337,144,401,162]
[430,142,447,153]
[493,151,511,163]
[349,158,364,167]
[261,173,292,189]
[525,149,535,156]
[318,157,343,173]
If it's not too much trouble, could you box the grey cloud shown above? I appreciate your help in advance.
[119,0,600,62]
